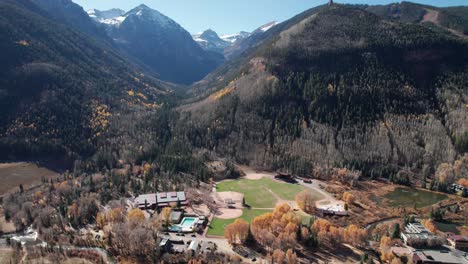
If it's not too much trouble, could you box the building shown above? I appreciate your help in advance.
[134,193,158,209]
[447,235,468,251]
[159,238,172,252]
[274,173,297,183]
[134,191,187,209]
[170,210,184,224]
[156,191,187,208]
[450,183,467,196]
[188,240,200,255]
[401,222,442,248]
[412,249,468,264]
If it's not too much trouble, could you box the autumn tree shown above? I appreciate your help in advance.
[379,236,394,262]
[342,192,355,205]
[161,207,172,227]
[272,249,285,264]
[251,203,301,251]
[127,208,145,227]
[225,219,249,245]
[295,190,316,214]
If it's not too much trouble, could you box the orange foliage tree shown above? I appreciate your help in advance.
[251,203,301,251]
[342,192,355,205]
[127,208,145,226]
[224,219,249,245]
[295,190,316,214]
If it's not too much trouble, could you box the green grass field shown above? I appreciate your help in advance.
[216,177,312,208]
[207,209,270,236]
[209,177,322,236]
[384,187,447,208]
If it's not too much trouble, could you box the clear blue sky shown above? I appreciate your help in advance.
[72,0,467,35]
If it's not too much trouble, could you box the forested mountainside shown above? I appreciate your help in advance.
[183,4,468,182]
[365,1,468,35]
[93,4,225,85]
[0,0,173,166]
[29,0,111,43]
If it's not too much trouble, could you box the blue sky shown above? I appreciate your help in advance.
[72,0,467,35]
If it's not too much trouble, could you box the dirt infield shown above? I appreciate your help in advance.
[213,191,245,219]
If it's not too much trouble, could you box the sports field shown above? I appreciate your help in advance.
[207,208,269,236]
[216,177,316,208]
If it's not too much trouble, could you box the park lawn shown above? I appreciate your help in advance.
[217,177,308,208]
[207,209,270,236]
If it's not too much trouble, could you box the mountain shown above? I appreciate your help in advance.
[87,8,125,24]
[365,2,468,36]
[90,4,225,84]
[29,0,110,42]
[183,4,468,180]
[0,0,171,164]
[193,29,231,54]
[220,31,251,43]
[193,22,280,59]
[224,21,279,59]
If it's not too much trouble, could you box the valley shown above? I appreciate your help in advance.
[0,0,467,263]
[0,163,58,196]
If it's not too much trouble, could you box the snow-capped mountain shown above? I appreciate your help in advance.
[192,29,231,54]
[224,21,279,59]
[88,4,224,84]
[87,8,125,24]
[193,21,279,58]
[220,31,251,43]
[257,21,279,33]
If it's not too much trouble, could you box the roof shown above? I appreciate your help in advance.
[392,247,411,256]
[188,240,199,251]
[170,211,183,222]
[156,191,186,204]
[448,235,468,242]
[135,193,157,206]
[412,250,468,264]
[405,222,431,234]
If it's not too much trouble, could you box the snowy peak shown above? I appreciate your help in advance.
[88,4,177,29]
[193,29,230,54]
[123,4,177,29]
[255,21,279,33]
[87,8,125,20]
[221,31,250,43]
[199,29,223,42]
[87,8,126,25]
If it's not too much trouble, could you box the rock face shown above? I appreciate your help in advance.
[89,4,225,84]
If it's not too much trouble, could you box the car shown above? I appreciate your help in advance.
[191,234,196,237]
[252,258,257,262]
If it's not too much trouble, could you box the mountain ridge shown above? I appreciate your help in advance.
[182,4,468,179]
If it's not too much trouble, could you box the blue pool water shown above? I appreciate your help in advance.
[180,217,196,228]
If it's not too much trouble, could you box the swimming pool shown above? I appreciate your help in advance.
[180,217,196,228]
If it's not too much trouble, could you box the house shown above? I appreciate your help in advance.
[170,211,184,224]
[401,222,442,248]
[159,238,172,252]
[134,191,187,209]
[447,235,468,251]
[450,184,468,196]
[134,193,158,209]
[412,250,468,264]
[188,240,200,255]
[156,191,187,208]
[275,173,297,183]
